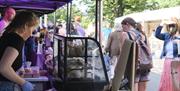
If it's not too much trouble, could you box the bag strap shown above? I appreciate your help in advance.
[132,29,148,44]
[127,31,149,52]
[144,36,147,44]
[135,30,148,45]
[127,32,133,40]
[127,31,140,41]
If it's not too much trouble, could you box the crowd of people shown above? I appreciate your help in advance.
[104,16,180,91]
[0,6,180,91]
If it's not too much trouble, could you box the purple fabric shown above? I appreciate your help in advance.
[36,54,45,69]
[77,26,85,36]
[0,0,72,14]
[0,19,7,33]
[76,25,85,36]
[45,36,52,47]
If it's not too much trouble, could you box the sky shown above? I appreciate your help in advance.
[73,0,88,14]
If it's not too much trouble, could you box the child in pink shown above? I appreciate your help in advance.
[0,7,16,33]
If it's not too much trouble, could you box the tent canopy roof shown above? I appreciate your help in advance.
[115,6,180,23]
[0,0,72,16]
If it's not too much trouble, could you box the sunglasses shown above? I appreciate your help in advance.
[168,24,176,28]
[121,22,127,25]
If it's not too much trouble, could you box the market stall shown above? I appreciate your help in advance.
[0,0,110,91]
[0,0,72,91]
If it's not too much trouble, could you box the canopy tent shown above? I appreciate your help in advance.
[0,0,72,16]
[114,6,180,38]
[115,6,180,23]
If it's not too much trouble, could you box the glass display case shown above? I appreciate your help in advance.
[53,34,109,91]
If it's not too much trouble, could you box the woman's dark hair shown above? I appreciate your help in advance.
[136,23,146,35]
[121,17,137,28]
[66,22,77,35]
[5,10,39,33]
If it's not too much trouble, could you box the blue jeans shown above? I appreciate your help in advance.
[0,81,15,91]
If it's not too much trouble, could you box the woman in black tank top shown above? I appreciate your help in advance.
[0,11,39,91]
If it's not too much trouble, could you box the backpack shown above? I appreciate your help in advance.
[127,31,153,71]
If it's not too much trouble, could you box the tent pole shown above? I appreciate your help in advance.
[66,2,72,37]
[66,3,69,36]
[53,12,56,33]
[95,0,103,44]
[99,0,103,45]
[95,0,99,41]
[69,2,72,36]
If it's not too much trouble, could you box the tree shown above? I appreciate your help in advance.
[102,0,159,26]
[48,4,83,23]
[80,0,159,26]
[148,0,180,8]
[48,1,93,28]
[47,0,180,27]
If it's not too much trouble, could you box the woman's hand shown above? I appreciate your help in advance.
[22,81,34,91]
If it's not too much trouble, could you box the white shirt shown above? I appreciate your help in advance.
[37,42,43,54]
[165,40,174,58]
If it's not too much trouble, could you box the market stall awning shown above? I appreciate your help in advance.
[115,6,180,23]
[0,0,72,16]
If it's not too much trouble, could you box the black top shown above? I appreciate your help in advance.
[0,32,24,81]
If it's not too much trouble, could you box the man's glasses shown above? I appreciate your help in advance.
[121,22,127,25]
[168,24,176,28]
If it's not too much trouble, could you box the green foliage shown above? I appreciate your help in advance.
[123,0,159,14]
[47,0,180,28]
[47,6,67,23]
[47,1,94,28]
[148,0,180,8]
[48,4,83,23]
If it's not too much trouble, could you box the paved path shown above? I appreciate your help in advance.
[147,59,164,91]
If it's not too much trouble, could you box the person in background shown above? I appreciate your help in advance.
[69,22,78,35]
[86,22,95,37]
[119,17,149,91]
[135,23,151,91]
[101,22,112,47]
[105,23,123,80]
[155,17,180,91]
[24,35,37,66]
[74,16,85,36]
[0,7,16,33]
[56,24,66,36]
[44,47,53,74]
[0,11,39,91]
[36,39,45,69]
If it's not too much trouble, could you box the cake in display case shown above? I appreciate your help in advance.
[53,35,109,91]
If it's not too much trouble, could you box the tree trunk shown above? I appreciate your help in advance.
[116,0,124,17]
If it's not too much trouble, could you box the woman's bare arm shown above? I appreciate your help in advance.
[105,33,112,52]
[0,47,25,86]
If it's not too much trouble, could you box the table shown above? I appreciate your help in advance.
[24,76,49,91]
